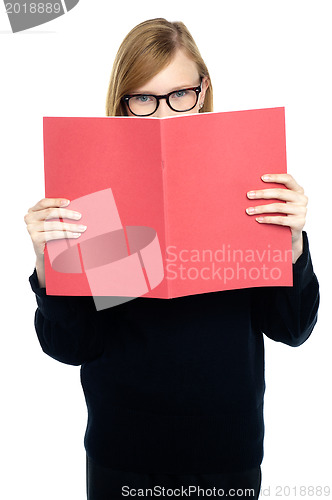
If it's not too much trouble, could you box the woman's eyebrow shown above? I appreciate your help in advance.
[132,83,196,94]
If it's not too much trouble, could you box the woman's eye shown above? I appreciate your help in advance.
[136,95,151,103]
[173,91,187,98]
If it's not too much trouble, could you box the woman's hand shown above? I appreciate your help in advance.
[245,173,308,264]
[24,198,87,286]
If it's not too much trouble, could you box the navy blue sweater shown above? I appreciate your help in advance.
[28,231,319,474]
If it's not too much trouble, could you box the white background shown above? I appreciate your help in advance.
[1,1,331,499]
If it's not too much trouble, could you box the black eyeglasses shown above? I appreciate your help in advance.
[122,81,202,116]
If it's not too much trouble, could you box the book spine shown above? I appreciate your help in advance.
[160,120,171,298]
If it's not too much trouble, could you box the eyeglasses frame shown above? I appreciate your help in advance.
[122,80,203,117]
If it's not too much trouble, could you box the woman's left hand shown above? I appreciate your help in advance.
[246,173,308,264]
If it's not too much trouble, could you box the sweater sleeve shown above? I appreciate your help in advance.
[251,231,320,347]
[28,267,105,366]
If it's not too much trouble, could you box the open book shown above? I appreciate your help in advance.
[43,107,292,302]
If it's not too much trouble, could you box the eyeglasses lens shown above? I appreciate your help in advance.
[128,90,198,116]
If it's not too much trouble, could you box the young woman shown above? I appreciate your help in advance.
[24,18,319,500]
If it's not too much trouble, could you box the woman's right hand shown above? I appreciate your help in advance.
[24,198,87,286]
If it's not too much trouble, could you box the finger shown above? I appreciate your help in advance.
[38,220,87,233]
[33,229,84,244]
[255,215,306,230]
[26,220,87,238]
[246,202,307,216]
[44,208,82,220]
[261,173,304,194]
[25,207,82,223]
[27,197,71,214]
[247,188,307,203]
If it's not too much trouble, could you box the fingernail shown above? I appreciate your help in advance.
[60,200,70,206]
[246,207,255,214]
[256,217,264,222]
[262,175,271,181]
[247,191,256,198]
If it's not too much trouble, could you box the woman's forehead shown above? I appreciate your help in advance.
[134,50,200,94]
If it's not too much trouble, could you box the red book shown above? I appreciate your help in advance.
[43,107,292,307]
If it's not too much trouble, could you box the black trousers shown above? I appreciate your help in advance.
[86,455,262,499]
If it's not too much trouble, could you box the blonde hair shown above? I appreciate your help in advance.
[105,18,213,116]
